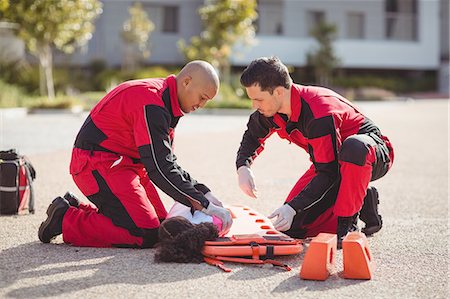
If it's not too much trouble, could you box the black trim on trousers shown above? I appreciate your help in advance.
[284,177,339,239]
[89,170,159,248]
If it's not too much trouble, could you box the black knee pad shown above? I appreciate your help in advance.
[339,135,373,166]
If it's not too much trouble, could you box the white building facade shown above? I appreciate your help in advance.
[68,0,448,93]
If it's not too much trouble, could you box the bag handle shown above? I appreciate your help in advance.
[0,149,19,161]
[22,162,35,213]
[17,155,36,214]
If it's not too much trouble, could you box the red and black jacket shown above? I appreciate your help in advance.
[74,75,211,209]
[236,84,383,212]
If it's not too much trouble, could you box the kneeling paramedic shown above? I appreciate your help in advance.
[236,57,394,248]
[38,60,232,248]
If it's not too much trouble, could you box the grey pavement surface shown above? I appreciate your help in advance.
[0,100,448,298]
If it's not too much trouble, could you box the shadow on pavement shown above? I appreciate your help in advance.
[1,242,216,298]
[226,249,365,292]
[226,250,307,281]
[271,273,367,294]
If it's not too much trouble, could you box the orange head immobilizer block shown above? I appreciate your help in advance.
[342,231,374,280]
[300,233,337,280]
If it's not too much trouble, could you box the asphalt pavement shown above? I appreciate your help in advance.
[0,99,448,298]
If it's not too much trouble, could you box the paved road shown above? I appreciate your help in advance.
[0,100,448,298]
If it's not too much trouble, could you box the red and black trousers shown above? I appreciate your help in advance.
[62,148,167,248]
[285,133,394,238]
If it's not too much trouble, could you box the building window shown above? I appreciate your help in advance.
[347,12,365,39]
[385,0,417,40]
[162,6,179,33]
[255,0,283,36]
[307,10,325,36]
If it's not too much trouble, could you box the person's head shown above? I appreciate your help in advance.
[155,216,219,263]
[240,56,293,117]
[176,60,219,113]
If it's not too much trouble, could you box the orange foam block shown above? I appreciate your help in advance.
[300,233,337,280]
[342,231,374,280]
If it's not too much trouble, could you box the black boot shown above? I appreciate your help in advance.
[38,197,70,243]
[350,212,359,232]
[360,186,383,236]
[336,214,357,249]
[63,191,81,208]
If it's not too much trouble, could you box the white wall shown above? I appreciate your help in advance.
[67,0,203,66]
[232,0,440,70]
[64,0,441,71]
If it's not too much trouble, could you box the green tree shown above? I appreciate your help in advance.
[307,21,340,86]
[0,0,102,99]
[0,0,8,11]
[179,0,257,82]
[121,2,154,72]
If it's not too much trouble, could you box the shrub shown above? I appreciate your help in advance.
[27,95,81,109]
[0,63,40,95]
[333,73,435,94]
[78,91,105,109]
[94,69,124,91]
[133,66,180,79]
[78,84,252,111]
[0,80,27,107]
[206,83,251,109]
[93,66,180,91]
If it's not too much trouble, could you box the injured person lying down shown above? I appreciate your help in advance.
[154,203,303,272]
[154,202,223,263]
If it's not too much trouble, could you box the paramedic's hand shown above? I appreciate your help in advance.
[237,166,257,198]
[204,192,223,207]
[202,202,232,233]
[268,204,296,231]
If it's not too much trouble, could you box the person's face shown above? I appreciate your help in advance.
[245,84,282,117]
[178,76,217,113]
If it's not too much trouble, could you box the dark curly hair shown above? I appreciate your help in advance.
[240,56,292,94]
[154,216,219,263]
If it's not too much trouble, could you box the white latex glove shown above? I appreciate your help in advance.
[204,192,223,207]
[268,204,297,231]
[237,166,257,198]
[202,202,233,233]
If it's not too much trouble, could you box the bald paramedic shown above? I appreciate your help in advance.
[38,60,232,248]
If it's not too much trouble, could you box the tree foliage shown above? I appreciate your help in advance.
[121,2,154,71]
[0,0,102,98]
[179,0,257,82]
[307,21,340,87]
[0,0,8,11]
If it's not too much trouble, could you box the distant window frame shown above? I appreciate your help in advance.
[255,0,284,36]
[307,10,325,36]
[162,6,179,33]
[347,12,365,39]
[385,0,418,41]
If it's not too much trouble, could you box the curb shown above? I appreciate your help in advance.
[192,108,253,116]
[28,105,84,116]
[0,108,28,118]
[0,106,86,118]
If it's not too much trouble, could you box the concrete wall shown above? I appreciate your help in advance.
[68,0,203,66]
[233,0,440,70]
[65,0,441,72]
[0,22,25,63]
[439,0,449,95]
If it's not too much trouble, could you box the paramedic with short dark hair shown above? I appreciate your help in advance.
[236,56,394,248]
[38,61,232,248]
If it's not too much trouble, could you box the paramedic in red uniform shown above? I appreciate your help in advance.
[236,57,394,247]
[38,60,232,248]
